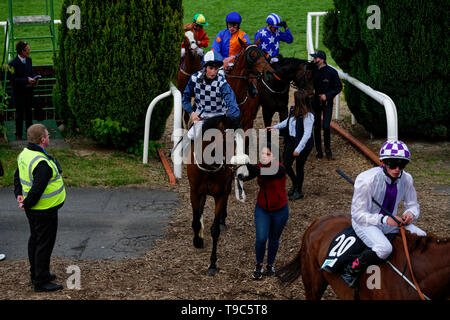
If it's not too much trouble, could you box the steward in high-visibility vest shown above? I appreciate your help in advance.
[14,124,65,292]
[17,146,65,210]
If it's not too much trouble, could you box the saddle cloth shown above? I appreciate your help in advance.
[320,225,397,274]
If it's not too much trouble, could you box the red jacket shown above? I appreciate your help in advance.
[182,23,210,48]
[256,162,288,211]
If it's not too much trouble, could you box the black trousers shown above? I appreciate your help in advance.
[13,89,34,138]
[25,209,58,285]
[282,137,312,193]
[313,98,333,152]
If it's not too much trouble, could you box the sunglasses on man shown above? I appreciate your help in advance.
[227,23,239,28]
[383,158,408,170]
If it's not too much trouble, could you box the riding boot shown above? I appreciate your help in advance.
[341,249,384,288]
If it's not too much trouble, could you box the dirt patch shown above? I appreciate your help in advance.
[0,89,448,300]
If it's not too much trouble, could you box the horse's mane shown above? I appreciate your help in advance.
[272,58,313,79]
[402,230,449,253]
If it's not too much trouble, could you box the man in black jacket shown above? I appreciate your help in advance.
[311,50,342,159]
[8,41,37,140]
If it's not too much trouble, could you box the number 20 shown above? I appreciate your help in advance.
[329,234,356,257]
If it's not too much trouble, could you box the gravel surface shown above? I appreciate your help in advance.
[0,89,448,300]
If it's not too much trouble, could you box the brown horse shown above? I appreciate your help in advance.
[187,43,272,276]
[258,58,315,127]
[177,30,202,127]
[225,39,276,131]
[277,213,450,300]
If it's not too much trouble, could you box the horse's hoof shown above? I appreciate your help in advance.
[220,223,227,231]
[193,237,204,248]
[208,267,219,276]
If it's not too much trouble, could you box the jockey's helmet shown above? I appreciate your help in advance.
[202,51,223,68]
[193,13,208,26]
[379,140,411,162]
[266,13,282,27]
[226,12,242,25]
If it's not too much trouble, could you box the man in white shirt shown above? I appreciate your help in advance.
[341,140,426,288]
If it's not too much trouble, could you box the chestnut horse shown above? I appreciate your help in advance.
[187,42,272,276]
[258,58,315,127]
[177,30,202,127]
[277,213,450,300]
[225,39,276,131]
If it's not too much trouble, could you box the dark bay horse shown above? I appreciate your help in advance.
[277,214,450,300]
[187,43,272,276]
[225,39,276,131]
[258,58,315,127]
[177,30,202,127]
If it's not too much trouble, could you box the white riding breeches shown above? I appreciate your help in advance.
[187,120,204,140]
[352,221,427,259]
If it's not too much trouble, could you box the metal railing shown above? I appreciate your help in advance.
[143,82,183,179]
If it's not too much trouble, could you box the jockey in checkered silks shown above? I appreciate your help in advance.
[182,50,240,140]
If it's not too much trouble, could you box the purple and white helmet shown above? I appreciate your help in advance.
[379,140,411,162]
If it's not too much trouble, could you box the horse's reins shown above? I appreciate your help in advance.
[336,169,428,300]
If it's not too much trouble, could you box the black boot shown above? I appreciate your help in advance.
[341,249,384,288]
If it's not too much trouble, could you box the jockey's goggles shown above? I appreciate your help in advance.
[384,158,408,170]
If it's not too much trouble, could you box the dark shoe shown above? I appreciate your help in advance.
[265,265,275,277]
[325,149,332,160]
[289,191,304,201]
[34,281,63,293]
[316,151,323,159]
[252,263,263,280]
[287,186,296,197]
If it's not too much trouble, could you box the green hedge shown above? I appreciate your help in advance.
[323,0,449,139]
[53,0,184,147]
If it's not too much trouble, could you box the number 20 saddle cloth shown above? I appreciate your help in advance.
[320,225,397,275]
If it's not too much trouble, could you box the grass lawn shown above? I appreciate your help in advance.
[0,143,168,187]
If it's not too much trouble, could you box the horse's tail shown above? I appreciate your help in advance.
[276,247,302,283]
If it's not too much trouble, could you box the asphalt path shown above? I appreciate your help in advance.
[0,187,179,261]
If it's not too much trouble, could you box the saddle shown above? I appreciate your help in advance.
[320,225,397,274]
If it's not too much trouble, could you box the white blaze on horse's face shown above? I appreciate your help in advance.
[236,165,249,180]
[185,31,198,50]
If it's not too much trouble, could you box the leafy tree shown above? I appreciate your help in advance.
[323,0,449,139]
[53,0,184,147]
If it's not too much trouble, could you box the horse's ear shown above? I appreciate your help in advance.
[254,38,261,46]
[238,37,247,47]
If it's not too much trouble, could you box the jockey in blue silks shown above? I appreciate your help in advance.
[254,13,293,63]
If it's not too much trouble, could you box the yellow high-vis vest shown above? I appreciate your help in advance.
[17,148,65,210]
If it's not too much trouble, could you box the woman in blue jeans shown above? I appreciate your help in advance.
[240,143,289,280]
